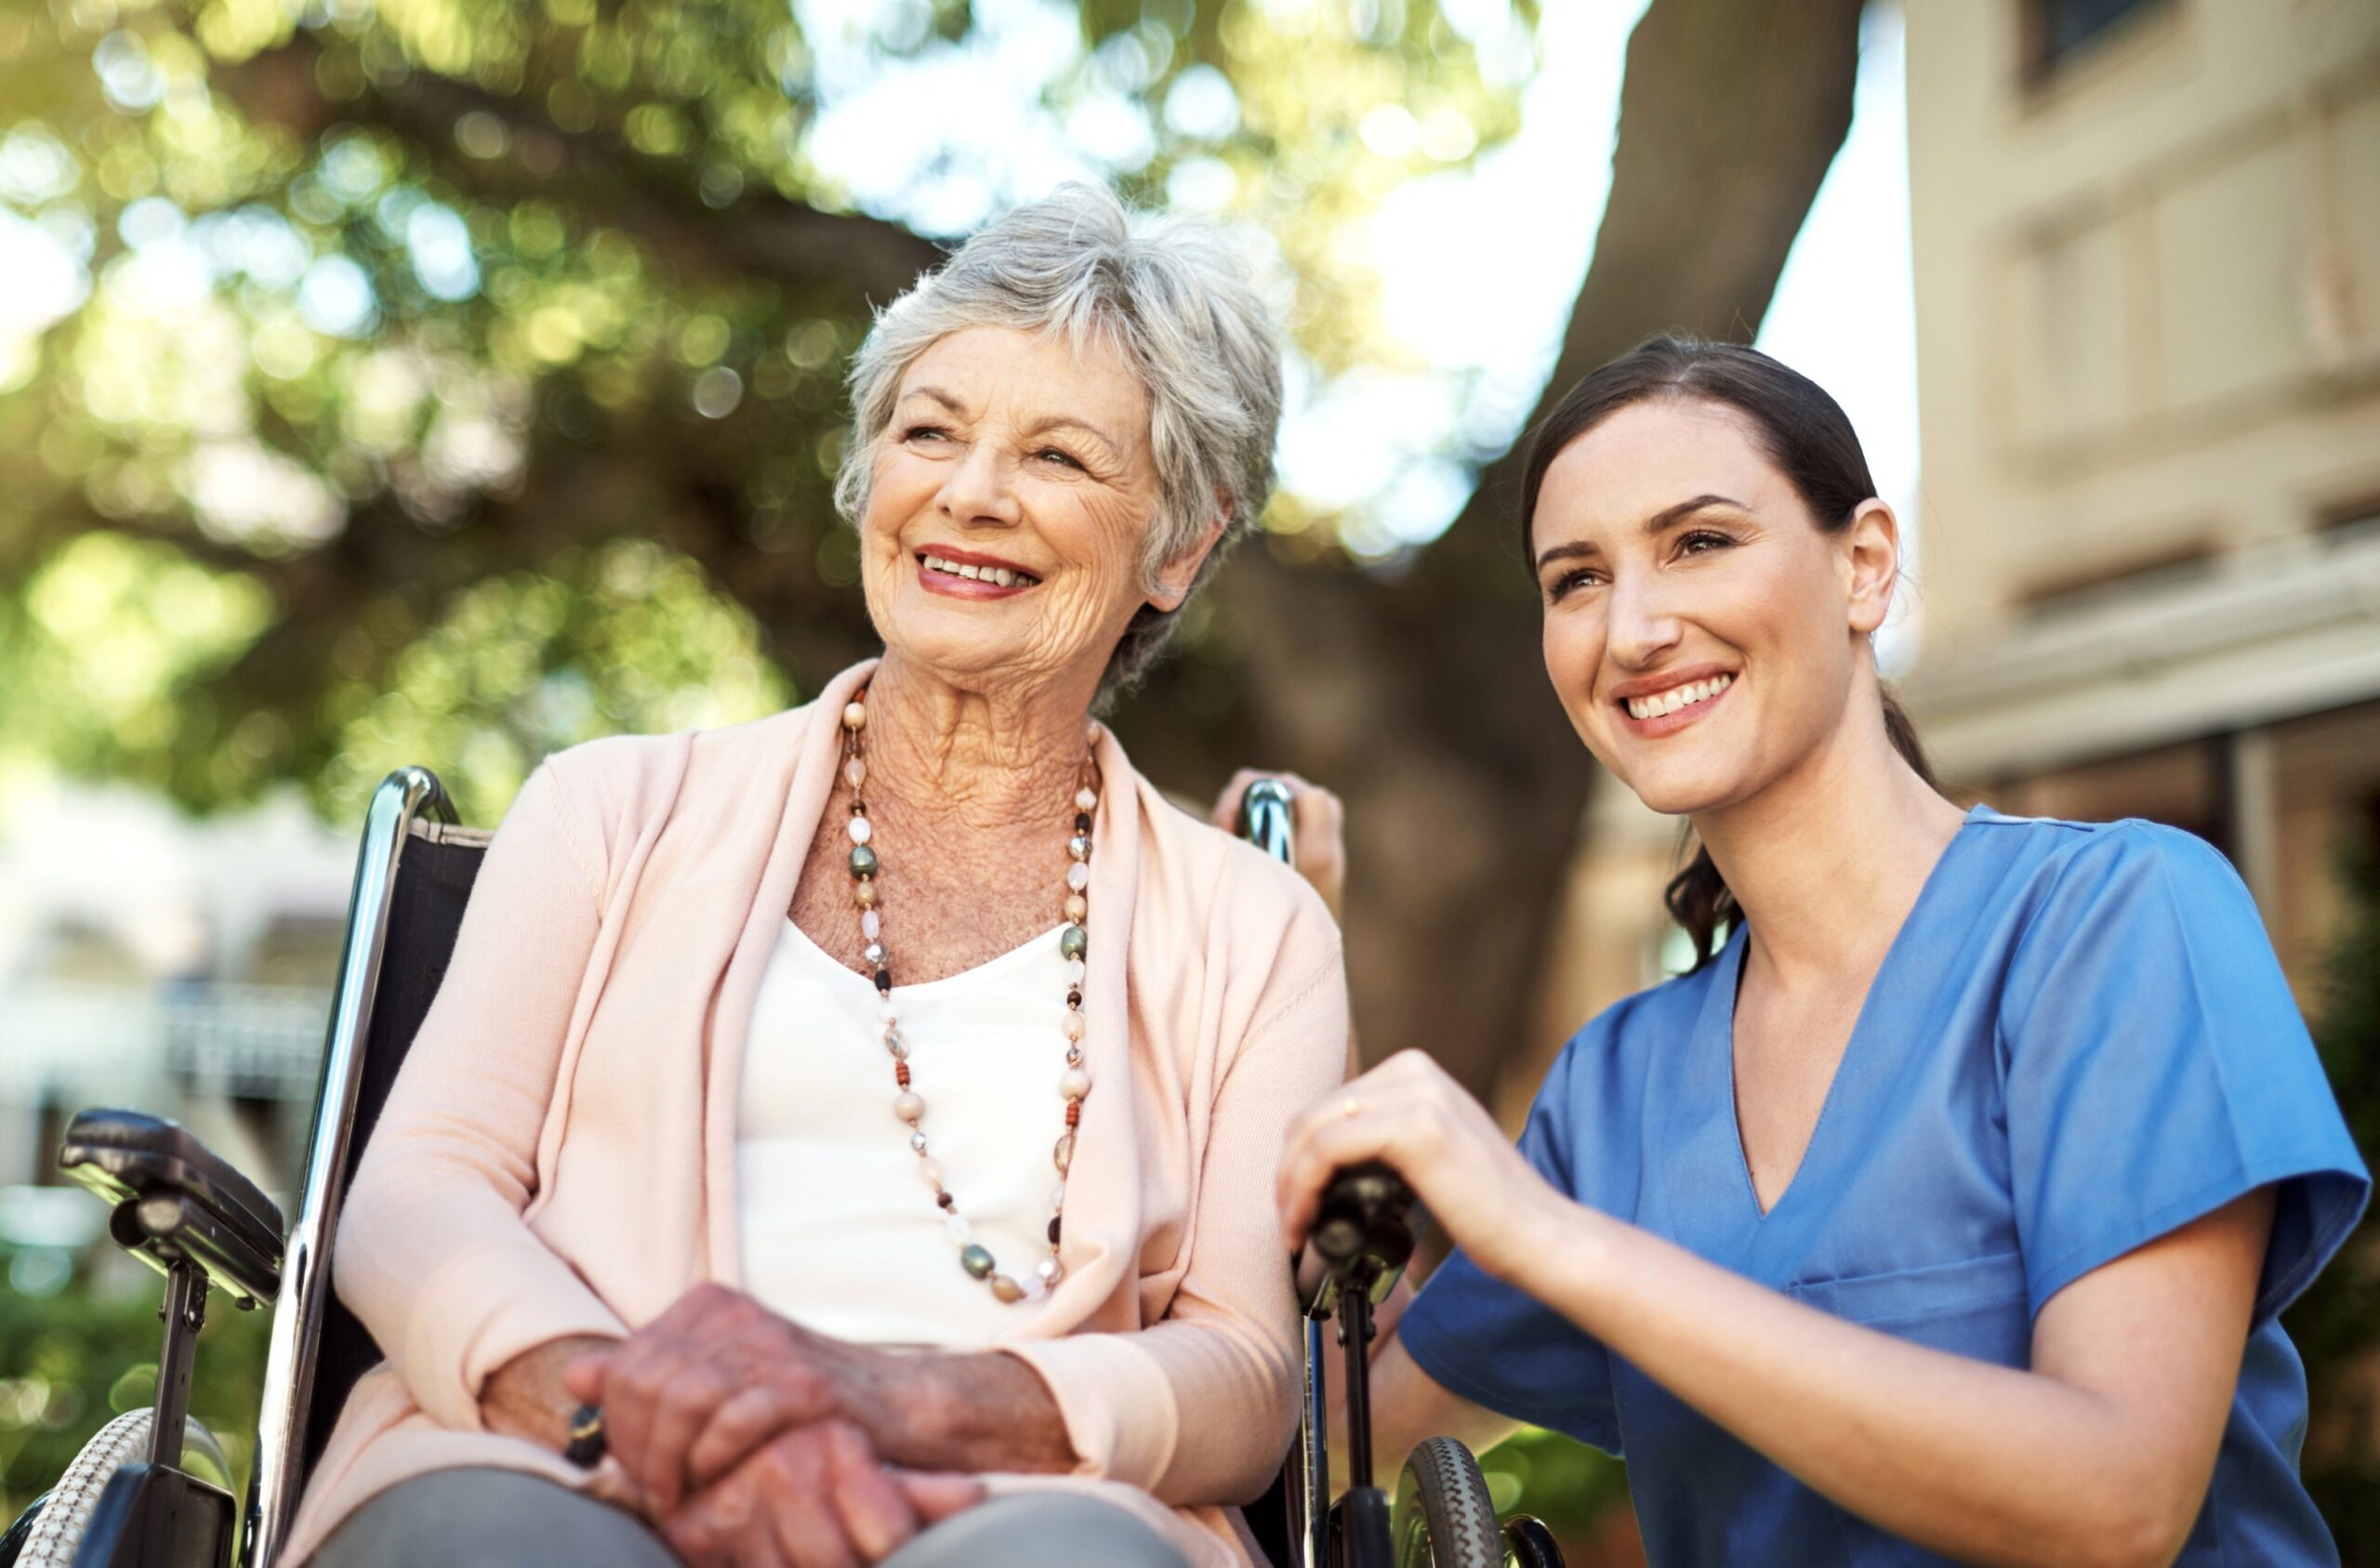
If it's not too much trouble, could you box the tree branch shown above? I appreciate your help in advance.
[213,33,948,307]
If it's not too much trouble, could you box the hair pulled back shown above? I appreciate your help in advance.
[1517,334,1941,969]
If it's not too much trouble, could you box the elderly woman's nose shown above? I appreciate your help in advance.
[935,439,1023,526]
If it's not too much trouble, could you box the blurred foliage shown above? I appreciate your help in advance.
[0,0,1538,825]
[2289,837,2380,1558]
[1481,1424,1629,1547]
[0,1242,271,1525]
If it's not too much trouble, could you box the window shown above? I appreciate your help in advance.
[2021,0,2174,83]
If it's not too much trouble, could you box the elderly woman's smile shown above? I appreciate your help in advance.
[861,324,1170,697]
[916,549,1039,595]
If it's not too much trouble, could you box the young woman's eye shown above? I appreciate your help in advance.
[1545,568,1605,602]
[1678,529,1735,556]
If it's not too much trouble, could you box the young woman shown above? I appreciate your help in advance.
[1273,337,2369,1567]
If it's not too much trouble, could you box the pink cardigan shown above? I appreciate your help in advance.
[282,661,1349,1567]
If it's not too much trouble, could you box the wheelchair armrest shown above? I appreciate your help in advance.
[60,1110,285,1302]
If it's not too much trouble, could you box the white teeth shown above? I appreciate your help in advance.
[1625,673,1733,721]
[923,554,1035,586]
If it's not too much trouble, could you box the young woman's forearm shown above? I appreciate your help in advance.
[1503,1195,2261,1568]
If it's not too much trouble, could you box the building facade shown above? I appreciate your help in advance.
[1901,0,2380,998]
[1513,0,2380,1126]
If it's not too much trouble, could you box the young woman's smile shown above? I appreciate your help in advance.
[1608,662,1740,736]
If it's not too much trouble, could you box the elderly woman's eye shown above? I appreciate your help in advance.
[1035,446,1085,470]
[900,423,950,443]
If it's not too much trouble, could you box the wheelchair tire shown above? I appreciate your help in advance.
[11,1409,153,1568]
[2,1493,51,1568]
[1392,1436,1502,1568]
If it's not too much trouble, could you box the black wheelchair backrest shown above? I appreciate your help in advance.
[243,769,488,1568]
[296,818,486,1477]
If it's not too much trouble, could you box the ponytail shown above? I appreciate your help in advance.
[1662,688,1942,969]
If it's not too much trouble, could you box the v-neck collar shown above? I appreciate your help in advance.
[1699,803,1990,1228]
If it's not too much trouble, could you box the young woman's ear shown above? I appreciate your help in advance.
[1841,499,1900,638]
[1149,498,1232,613]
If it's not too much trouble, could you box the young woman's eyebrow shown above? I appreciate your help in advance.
[1535,494,1751,573]
[1644,494,1748,535]
[1533,538,1601,574]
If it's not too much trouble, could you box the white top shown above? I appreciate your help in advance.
[736,916,1075,1350]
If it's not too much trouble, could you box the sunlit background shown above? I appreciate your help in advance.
[1,0,2373,1561]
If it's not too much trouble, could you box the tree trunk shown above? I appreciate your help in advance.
[1117,0,1867,1102]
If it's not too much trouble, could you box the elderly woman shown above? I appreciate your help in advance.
[283,184,1348,1568]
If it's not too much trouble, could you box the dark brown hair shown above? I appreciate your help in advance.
[1518,333,1942,969]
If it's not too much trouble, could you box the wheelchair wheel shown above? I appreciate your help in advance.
[11,1410,153,1568]
[7,1409,233,1568]
[1392,1436,1502,1568]
[1498,1514,1565,1568]
[1,1493,51,1568]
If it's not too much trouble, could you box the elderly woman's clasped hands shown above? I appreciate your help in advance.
[558,1287,985,1567]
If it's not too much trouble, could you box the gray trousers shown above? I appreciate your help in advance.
[312,1466,1194,1568]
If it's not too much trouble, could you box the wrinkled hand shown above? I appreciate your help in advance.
[565,1283,908,1516]
[1275,1050,1561,1283]
[662,1419,982,1568]
[1210,769,1346,924]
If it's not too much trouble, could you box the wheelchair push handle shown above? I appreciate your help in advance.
[1295,1160,1424,1317]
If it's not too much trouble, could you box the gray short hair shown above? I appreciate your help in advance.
[834,183,1283,701]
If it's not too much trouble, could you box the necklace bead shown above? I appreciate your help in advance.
[839,683,1096,1306]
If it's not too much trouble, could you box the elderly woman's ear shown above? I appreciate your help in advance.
[1148,502,1231,613]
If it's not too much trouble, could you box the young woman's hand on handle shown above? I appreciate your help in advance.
[1275,1050,1559,1274]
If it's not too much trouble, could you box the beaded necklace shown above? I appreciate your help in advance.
[836,690,1095,1304]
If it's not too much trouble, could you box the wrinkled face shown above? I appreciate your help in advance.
[860,324,1191,699]
[1532,398,1888,817]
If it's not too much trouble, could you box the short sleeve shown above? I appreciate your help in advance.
[1999,823,2369,1327]
[1398,1031,1624,1454]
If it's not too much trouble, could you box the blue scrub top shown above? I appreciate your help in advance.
[1401,808,2369,1566]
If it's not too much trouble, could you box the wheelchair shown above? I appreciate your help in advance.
[4,768,1561,1568]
